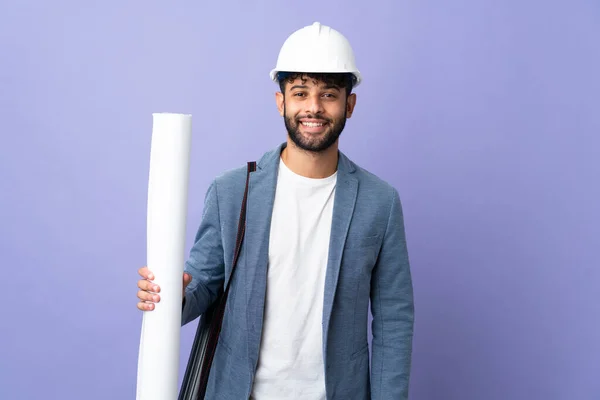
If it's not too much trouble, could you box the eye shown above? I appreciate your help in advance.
[322,93,336,98]
[293,92,306,97]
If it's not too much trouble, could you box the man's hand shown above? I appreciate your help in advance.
[136,266,192,311]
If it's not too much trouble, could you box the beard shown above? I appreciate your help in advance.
[284,103,347,153]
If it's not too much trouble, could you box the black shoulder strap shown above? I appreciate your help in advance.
[195,161,256,397]
[226,161,256,289]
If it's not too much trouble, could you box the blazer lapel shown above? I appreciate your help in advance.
[243,144,282,372]
[322,151,358,358]
[240,144,358,373]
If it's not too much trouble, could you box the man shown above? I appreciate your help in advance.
[136,22,414,399]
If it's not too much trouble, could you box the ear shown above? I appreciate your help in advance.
[275,91,285,116]
[345,93,357,118]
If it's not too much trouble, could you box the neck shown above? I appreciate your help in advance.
[281,138,339,179]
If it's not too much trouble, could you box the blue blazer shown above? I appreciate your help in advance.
[182,143,414,399]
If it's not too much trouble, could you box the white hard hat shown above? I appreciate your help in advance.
[270,22,362,88]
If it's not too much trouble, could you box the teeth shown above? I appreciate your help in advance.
[302,122,324,127]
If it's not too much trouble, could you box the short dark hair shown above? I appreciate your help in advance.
[277,72,356,96]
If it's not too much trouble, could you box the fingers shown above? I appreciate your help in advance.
[136,284,160,310]
[138,266,154,280]
[137,265,159,312]
[137,289,160,303]
[138,278,160,293]
[137,301,156,311]
[137,268,192,312]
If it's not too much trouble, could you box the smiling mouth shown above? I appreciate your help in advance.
[302,121,324,127]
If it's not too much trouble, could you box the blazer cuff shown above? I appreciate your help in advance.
[181,291,195,326]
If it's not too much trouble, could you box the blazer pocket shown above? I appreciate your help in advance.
[344,233,381,249]
[217,333,233,355]
[350,343,369,360]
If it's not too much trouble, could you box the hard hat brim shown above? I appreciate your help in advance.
[270,69,362,88]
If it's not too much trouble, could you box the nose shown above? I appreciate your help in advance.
[305,93,324,115]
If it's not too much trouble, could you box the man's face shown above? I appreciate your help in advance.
[276,76,356,153]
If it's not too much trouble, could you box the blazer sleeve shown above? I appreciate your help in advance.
[370,187,415,399]
[181,179,226,326]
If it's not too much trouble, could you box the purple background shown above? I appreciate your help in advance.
[1,1,598,399]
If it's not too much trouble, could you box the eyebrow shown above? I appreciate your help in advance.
[289,84,341,91]
[290,85,309,91]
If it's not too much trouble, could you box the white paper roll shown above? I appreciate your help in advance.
[136,113,192,400]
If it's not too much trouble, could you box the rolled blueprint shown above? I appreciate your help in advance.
[136,113,192,400]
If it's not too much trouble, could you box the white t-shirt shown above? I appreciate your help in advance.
[250,157,337,399]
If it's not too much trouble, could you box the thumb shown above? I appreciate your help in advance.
[183,272,192,288]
